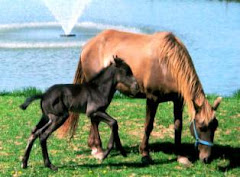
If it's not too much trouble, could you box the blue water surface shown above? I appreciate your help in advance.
[0,0,239,96]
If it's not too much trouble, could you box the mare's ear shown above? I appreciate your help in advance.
[192,100,202,114]
[213,97,222,111]
[113,55,124,67]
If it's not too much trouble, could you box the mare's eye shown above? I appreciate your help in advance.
[199,125,208,132]
[210,118,218,131]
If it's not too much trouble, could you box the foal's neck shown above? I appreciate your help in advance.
[91,66,117,101]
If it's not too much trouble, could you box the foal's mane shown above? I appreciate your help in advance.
[158,32,212,123]
[88,63,113,85]
[87,58,129,85]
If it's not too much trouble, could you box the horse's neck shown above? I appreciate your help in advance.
[94,67,116,102]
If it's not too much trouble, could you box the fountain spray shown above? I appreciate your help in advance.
[42,0,91,37]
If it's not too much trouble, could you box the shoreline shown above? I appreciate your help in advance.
[0,87,239,99]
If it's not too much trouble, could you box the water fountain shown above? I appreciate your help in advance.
[42,0,92,37]
[0,0,143,49]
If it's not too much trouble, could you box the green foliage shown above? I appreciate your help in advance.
[0,87,42,97]
[233,89,240,99]
[0,93,239,176]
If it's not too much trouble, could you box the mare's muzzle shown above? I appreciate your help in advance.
[192,119,214,148]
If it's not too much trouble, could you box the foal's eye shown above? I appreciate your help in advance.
[126,69,132,75]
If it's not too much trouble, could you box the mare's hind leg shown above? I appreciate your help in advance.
[139,99,158,164]
[22,115,49,169]
[39,113,69,171]
[88,119,103,157]
[90,112,126,160]
[173,98,183,155]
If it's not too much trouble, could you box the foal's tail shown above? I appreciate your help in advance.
[57,56,86,139]
[20,94,43,110]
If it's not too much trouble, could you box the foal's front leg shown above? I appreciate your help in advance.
[88,119,103,157]
[90,111,126,160]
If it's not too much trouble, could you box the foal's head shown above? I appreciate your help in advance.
[190,97,222,163]
[113,56,139,96]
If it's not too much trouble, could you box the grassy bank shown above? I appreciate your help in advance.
[0,88,239,176]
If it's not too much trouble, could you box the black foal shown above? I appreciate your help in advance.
[20,56,139,170]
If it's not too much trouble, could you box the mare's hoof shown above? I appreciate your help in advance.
[141,156,154,165]
[93,152,105,161]
[177,156,192,167]
[91,148,99,156]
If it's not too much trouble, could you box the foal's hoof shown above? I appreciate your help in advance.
[141,156,154,165]
[93,152,105,161]
[121,150,127,157]
[47,164,58,171]
[21,162,28,169]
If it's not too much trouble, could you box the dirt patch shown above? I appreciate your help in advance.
[128,124,174,139]
[230,113,240,119]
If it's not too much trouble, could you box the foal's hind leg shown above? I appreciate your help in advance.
[39,113,69,171]
[22,115,49,169]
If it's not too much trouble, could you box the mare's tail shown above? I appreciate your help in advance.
[20,94,43,110]
[57,56,86,138]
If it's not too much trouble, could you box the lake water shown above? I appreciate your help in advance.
[0,0,239,96]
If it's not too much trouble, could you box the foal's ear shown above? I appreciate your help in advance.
[213,97,222,111]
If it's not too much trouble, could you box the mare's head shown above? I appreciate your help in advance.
[190,97,222,163]
[112,56,139,96]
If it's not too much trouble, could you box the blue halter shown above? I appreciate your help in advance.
[192,119,213,148]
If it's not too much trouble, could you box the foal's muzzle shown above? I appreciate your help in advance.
[130,82,140,96]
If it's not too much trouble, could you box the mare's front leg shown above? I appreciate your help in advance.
[39,113,69,171]
[173,99,191,166]
[90,111,126,160]
[88,119,103,157]
[173,98,183,155]
[139,99,159,164]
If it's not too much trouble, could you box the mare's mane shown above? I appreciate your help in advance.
[158,32,212,123]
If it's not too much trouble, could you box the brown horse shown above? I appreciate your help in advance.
[58,29,222,163]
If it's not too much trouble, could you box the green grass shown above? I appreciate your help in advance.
[0,87,42,97]
[0,89,239,176]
